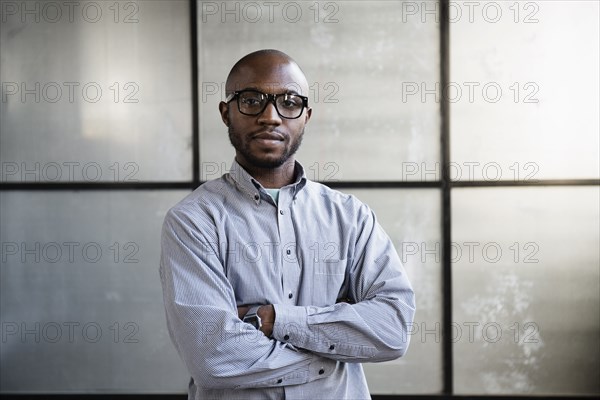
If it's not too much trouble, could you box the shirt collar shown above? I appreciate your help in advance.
[228,159,308,204]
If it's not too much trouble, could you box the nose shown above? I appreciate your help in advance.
[257,100,282,125]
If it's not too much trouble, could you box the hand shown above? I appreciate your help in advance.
[237,305,250,319]
[257,304,275,337]
[237,304,276,337]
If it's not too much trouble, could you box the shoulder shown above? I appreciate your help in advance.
[164,177,230,229]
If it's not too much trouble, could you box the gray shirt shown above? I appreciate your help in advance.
[159,159,415,400]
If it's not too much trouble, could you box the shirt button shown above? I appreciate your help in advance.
[279,209,284,215]
[288,292,293,299]
[318,368,325,375]
[284,334,290,341]
[286,249,291,255]
[329,344,335,350]
[254,194,259,200]
[277,378,283,384]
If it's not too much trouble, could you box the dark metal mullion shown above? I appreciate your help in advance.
[2,179,598,191]
[13,396,600,399]
[0,182,196,190]
[440,0,453,396]
[2,178,598,191]
[190,0,200,188]
[323,181,441,189]
[451,179,600,187]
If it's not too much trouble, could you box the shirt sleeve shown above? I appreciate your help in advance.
[271,205,416,362]
[159,207,336,390]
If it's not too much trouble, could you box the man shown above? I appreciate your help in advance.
[160,49,415,400]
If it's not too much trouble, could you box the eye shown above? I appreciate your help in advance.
[240,92,264,107]
[280,95,302,108]
[242,97,261,106]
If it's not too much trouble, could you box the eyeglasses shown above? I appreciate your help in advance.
[225,89,309,119]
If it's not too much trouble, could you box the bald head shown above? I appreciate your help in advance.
[225,49,309,96]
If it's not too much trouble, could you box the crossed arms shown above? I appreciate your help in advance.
[159,206,415,390]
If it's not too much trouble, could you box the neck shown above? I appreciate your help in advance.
[237,158,297,189]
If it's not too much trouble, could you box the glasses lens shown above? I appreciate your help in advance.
[276,94,304,118]
[238,91,266,115]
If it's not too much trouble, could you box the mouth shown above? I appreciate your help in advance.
[252,131,285,141]
[252,131,285,146]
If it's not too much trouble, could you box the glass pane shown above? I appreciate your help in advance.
[452,187,600,395]
[0,191,190,392]
[198,1,440,182]
[345,189,442,394]
[450,1,599,181]
[0,0,192,182]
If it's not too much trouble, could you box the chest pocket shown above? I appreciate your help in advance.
[312,259,348,307]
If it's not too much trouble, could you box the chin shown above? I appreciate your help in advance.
[249,156,289,169]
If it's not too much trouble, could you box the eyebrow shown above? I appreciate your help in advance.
[239,86,301,96]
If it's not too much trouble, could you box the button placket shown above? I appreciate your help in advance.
[278,189,300,307]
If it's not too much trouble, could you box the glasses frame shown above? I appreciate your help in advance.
[225,89,309,120]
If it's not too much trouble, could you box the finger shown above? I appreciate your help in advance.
[237,306,250,319]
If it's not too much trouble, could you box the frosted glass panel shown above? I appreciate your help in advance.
[452,187,600,395]
[450,1,599,180]
[198,1,440,182]
[0,0,192,182]
[345,189,442,394]
[0,191,190,392]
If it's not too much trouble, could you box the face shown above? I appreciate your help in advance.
[219,56,312,170]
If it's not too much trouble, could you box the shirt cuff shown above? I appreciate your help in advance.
[272,304,309,347]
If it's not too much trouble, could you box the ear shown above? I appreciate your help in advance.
[219,101,229,126]
[303,107,312,124]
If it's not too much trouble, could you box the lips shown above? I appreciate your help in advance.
[252,131,285,141]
